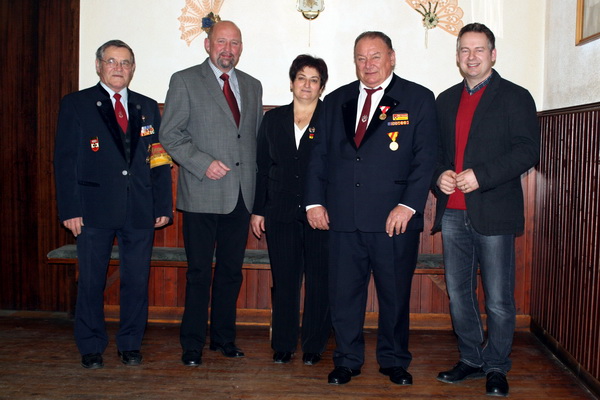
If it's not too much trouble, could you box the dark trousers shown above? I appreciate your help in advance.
[328,230,419,370]
[179,193,250,351]
[75,220,154,355]
[265,215,331,354]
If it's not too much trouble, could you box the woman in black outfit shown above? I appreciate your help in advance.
[251,55,330,365]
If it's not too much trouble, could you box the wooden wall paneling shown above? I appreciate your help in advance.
[0,0,79,312]
[1,0,38,310]
[532,104,600,387]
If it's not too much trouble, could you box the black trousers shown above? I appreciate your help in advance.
[329,230,419,370]
[75,218,154,355]
[266,215,331,354]
[179,193,250,351]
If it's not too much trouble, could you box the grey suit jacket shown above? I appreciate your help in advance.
[160,59,263,214]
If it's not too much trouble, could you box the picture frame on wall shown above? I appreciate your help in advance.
[576,0,600,45]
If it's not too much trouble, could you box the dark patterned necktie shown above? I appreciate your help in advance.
[354,87,382,146]
[220,73,240,127]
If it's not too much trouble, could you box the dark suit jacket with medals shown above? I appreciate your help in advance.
[254,101,322,223]
[54,83,173,228]
[305,74,438,233]
[432,70,540,236]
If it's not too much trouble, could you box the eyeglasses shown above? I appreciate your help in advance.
[100,58,134,70]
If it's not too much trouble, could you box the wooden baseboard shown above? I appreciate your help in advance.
[104,306,530,331]
[530,319,600,398]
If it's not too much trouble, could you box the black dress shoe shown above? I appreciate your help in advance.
[273,351,293,363]
[302,352,321,365]
[486,372,509,397]
[328,366,361,385]
[182,350,202,366]
[209,342,245,358]
[81,353,103,369]
[437,361,485,383]
[379,366,413,385]
[118,350,142,366]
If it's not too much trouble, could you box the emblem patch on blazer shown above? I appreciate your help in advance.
[147,143,173,168]
[140,125,155,136]
[90,137,99,152]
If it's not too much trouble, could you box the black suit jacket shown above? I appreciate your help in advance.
[54,83,172,229]
[253,101,321,223]
[305,75,438,233]
[432,70,540,235]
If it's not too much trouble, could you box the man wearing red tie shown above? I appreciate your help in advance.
[305,31,438,386]
[54,40,173,369]
[160,21,263,367]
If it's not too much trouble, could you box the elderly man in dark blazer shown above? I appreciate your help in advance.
[432,23,540,397]
[54,40,173,369]
[305,31,438,386]
[160,20,263,367]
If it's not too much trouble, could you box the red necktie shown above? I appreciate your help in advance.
[220,73,240,127]
[113,93,128,133]
[354,87,382,146]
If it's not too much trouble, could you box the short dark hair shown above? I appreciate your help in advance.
[95,40,135,64]
[457,23,495,51]
[354,31,394,52]
[289,54,329,89]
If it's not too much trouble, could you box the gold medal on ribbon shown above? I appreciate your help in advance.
[379,106,390,121]
[387,131,399,151]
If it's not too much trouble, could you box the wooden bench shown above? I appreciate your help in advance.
[47,244,446,327]
[47,244,443,273]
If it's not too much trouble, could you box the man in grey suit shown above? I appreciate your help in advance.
[160,20,263,366]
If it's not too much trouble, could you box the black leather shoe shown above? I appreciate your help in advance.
[81,353,103,369]
[486,372,509,397]
[379,366,413,385]
[328,366,361,385]
[273,351,293,363]
[209,342,245,358]
[181,350,202,367]
[437,361,485,383]
[118,350,142,366]
[302,352,321,365]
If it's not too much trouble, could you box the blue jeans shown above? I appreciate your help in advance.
[441,209,516,374]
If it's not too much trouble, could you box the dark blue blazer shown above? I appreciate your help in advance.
[432,70,540,235]
[253,101,321,223]
[54,83,172,229]
[305,74,438,233]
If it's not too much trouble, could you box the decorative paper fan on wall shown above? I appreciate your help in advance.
[178,0,225,46]
[405,0,464,47]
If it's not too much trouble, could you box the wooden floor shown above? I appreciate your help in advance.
[0,312,596,400]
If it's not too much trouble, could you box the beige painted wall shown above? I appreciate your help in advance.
[80,0,545,108]
[544,1,600,110]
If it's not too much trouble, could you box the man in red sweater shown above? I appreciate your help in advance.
[432,23,540,397]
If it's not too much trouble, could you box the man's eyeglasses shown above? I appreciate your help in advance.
[101,58,134,70]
